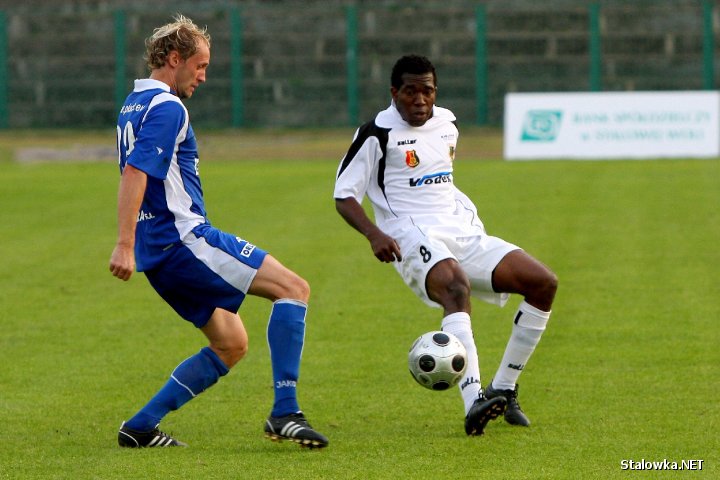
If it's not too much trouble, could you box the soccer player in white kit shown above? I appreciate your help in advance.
[334,55,558,436]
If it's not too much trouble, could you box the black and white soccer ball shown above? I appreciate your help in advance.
[408,331,467,391]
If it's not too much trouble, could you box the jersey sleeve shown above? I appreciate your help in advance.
[127,98,186,180]
[333,123,383,203]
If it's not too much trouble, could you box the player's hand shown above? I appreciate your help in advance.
[109,243,135,281]
[368,230,402,263]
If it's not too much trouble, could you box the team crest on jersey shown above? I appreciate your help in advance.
[449,145,455,161]
[405,150,420,168]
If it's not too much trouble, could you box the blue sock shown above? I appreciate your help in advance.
[267,299,306,417]
[125,347,229,431]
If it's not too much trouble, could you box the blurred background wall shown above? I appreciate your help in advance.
[0,0,717,129]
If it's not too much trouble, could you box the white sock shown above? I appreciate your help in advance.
[492,301,550,391]
[441,312,482,415]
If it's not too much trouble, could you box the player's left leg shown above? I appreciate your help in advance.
[119,309,238,447]
[248,255,328,448]
[118,238,251,448]
[487,249,558,426]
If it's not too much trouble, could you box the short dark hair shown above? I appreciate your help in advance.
[391,55,437,89]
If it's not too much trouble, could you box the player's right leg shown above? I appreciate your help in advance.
[424,258,507,436]
[248,255,328,448]
[396,235,505,436]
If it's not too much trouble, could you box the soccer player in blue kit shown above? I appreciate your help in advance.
[109,15,327,448]
[334,55,558,436]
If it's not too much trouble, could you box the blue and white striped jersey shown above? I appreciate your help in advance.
[116,79,207,271]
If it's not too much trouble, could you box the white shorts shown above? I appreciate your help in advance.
[390,223,520,309]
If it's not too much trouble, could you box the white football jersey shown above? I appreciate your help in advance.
[334,102,485,238]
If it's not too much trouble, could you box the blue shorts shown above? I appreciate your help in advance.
[145,226,267,328]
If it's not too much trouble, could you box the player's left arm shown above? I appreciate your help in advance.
[109,164,147,281]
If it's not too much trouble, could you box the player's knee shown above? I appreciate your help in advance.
[529,270,558,311]
[212,335,248,368]
[224,343,248,368]
[286,274,310,303]
[542,270,558,302]
[439,277,471,311]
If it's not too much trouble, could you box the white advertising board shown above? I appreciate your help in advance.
[503,91,720,160]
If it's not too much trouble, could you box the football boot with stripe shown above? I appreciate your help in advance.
[264,412,328,448]
[118,421,188,448]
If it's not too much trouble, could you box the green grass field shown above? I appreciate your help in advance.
[0,129,718,479]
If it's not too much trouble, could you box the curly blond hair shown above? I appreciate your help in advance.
[145,14,211,71]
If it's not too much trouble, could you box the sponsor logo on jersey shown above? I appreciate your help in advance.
[236,237,256,257]
[441,133,456,142]
[405,149,420,167]
[397,139,417,145]
[137,210,155,222]
[409,171,453,187]
[120,103,146,115]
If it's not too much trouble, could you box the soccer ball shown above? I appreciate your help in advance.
[408,331,467,391]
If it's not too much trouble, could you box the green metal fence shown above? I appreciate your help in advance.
[0,10,7,129]
[0,1,717,129]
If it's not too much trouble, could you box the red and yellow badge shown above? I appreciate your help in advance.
[405,150,420,168]
[449,145,455,161]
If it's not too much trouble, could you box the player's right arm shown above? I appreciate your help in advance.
[335,197,402,263]
[334,123,402,263]
[109,164,147,281]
